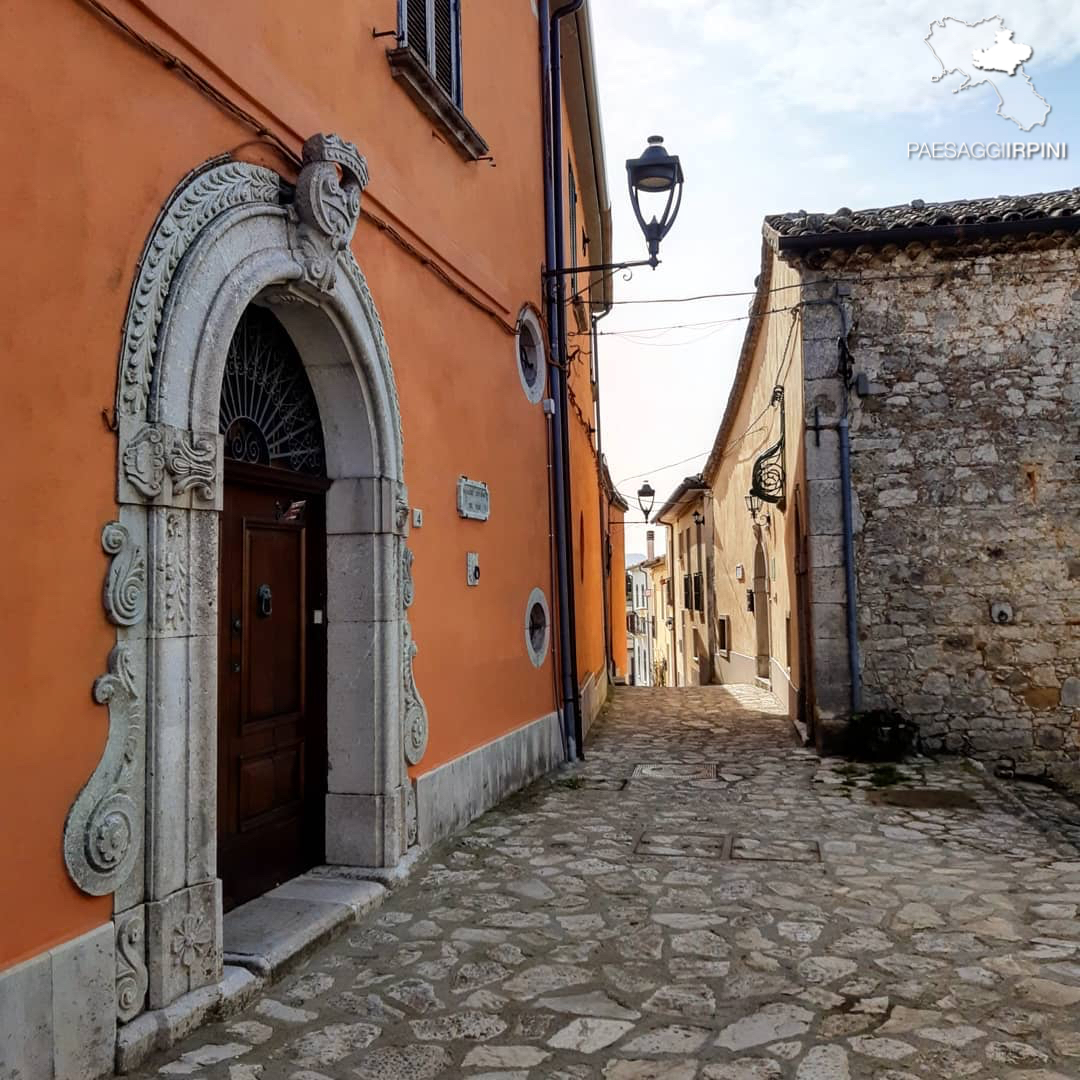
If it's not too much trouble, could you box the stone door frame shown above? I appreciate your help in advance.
[752,530,771,679]
[62,135,429,1025]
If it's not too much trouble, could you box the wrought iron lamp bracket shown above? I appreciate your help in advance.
[749,385,786,510]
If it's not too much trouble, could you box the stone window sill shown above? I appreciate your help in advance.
[387,48,489,162]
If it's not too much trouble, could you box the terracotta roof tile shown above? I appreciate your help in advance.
[764,187,1080,247]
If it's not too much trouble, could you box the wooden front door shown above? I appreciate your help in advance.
[217,303,330,911]
[218,465,327,910]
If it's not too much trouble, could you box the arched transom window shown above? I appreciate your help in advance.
[219,305,326,475]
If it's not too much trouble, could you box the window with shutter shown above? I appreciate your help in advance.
[433,0,456,100]
[400,0,461,107]
[405,0,428,62]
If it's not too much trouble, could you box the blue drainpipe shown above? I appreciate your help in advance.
[539,0,586,760]
[839,416,862,714]
[836,325,863,716]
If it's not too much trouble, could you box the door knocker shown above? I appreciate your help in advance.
[257,584,273,618]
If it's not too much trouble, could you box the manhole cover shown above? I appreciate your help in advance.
[635,831,729,859]
[632,763,718,780]
[867,788,979,810]
[731,836,820,862]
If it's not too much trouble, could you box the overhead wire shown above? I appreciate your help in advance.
[569,263,1080,309]
[612,307,801,514]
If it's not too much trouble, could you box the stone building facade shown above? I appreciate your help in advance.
[787,224,1080,773]
[679,189,1079,771]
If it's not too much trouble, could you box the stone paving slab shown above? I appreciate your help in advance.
[129,685,1080,1079]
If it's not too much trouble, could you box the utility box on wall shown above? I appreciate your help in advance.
[466,552,481,586]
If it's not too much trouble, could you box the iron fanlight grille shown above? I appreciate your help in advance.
[749,385,786,507]
[219,306,326,475]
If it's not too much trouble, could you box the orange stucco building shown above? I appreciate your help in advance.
[0,1,624,1073]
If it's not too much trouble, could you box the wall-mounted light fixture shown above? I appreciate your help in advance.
[637,481,655,521]
[626,136,685,269]
[692,510,704,526]
[744,493,770,528]
[544,136,685,282]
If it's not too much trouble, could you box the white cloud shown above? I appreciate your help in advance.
[597,0,1080,118]
[585,0,1080,555]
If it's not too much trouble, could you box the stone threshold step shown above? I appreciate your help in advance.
[117,871,388,1073]
[223,873,386,978]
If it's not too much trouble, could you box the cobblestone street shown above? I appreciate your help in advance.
[133,686,1080,1079]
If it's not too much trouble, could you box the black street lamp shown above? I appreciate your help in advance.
[637,481,655,521]
[627,136,685,268]
[544,136,684,281]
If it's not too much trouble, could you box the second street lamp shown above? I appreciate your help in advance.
[637,482,655,521]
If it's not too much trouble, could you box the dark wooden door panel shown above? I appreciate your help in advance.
[244,521,305,724]
[218,467,327,911]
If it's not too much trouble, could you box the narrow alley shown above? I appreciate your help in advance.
[131,687,1080,1079]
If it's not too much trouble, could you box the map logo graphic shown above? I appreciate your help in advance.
[925,16,1051,131]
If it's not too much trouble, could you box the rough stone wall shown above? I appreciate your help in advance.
[834,240,1079,774]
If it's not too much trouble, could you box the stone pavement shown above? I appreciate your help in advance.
[130,685,1080,1079]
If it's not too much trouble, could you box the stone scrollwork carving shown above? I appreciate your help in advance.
[158,512,189,633]
[102,522,147,627]
[402,619,428,766]
[395,487,411,535]
[120,424,217,505]
[167,430,216,501]
[399,539,428,766]
[340,250,405,459]
[402,547,416,610]
[290,133,369,292]
[119,162,282,418]
[400,543,427,765]
[122,426,166,498]
[64,643,144,896]
[115,909,148,1023]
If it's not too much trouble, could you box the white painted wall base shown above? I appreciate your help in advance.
[580,668,608,741]
[770,656,800,722]
[714,649,758,687]
[0,924,115,1080]
[415,710,563,848]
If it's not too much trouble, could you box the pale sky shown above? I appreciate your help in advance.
[588,0,1080,559]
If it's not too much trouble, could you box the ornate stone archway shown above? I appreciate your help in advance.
[63,134,427,1024]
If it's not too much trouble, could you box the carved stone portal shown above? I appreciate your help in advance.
[67,135,424,1029]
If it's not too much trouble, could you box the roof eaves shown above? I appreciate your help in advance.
[763,186,1080,254]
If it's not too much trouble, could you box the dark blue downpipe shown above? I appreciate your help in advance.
[839,416,862,714]
[539,0,586,760]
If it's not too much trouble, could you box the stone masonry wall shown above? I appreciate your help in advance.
[811,240,1079,774]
